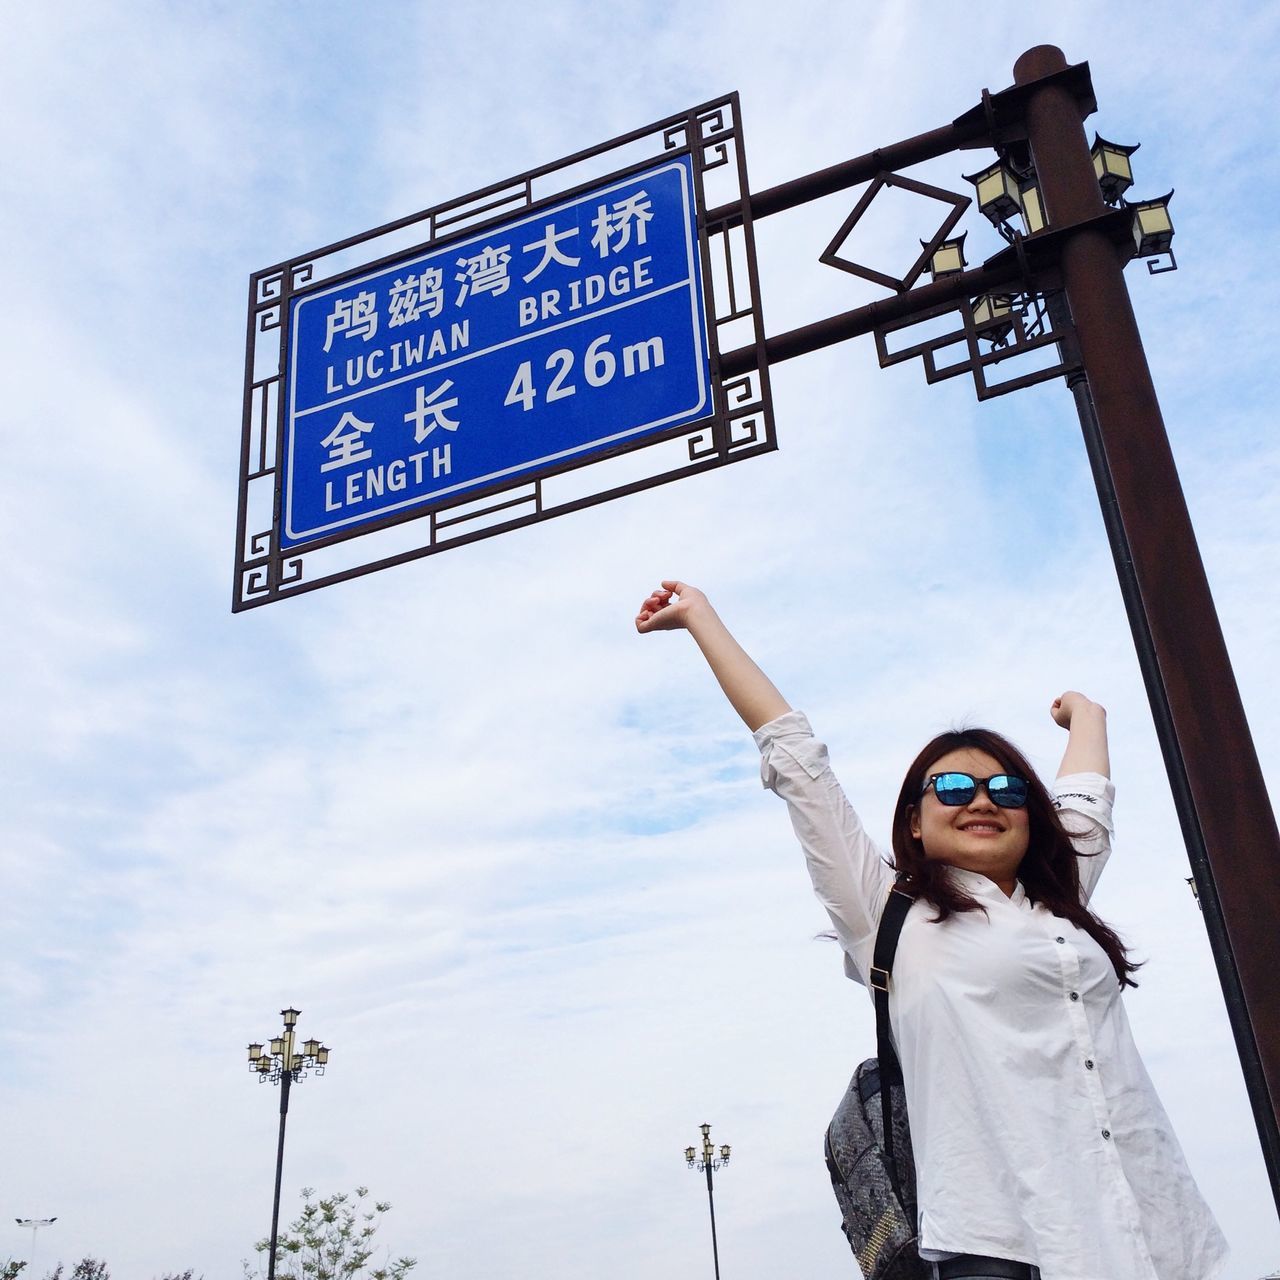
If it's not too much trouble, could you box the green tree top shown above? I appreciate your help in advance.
[242,1186,417,1280]
[40,1262,110,1280]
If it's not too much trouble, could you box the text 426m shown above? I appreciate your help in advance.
[503,333,666,412]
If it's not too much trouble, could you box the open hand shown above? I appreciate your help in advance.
[635,580,707,633]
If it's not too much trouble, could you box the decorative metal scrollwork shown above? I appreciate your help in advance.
[727,413,762,449]
[698,108,727,138]
[256,273,284,305]
[695,107,732,169]
[701,142,730,171]
[722,374,757,407]
[687,428,718,461]
[874,289,1077,402]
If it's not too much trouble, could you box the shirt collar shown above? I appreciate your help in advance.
[947,865,1026,905]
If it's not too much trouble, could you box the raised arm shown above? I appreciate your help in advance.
[637,580,893,971]
[1050,691,1110,778]
[635,581,791,731]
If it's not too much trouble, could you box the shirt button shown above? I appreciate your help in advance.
[1085,1059,1095,1069]
[1101,1129,1111,1140]
[1056,936,1065,944]
[1069,992,1080,1001]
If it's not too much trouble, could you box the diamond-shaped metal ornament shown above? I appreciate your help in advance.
[820,171,972,293]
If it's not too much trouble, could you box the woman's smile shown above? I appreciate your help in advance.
[909,746,1031,893]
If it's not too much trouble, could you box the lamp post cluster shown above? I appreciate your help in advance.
[933,137,1173,343]
[247,1007,330,1280]
[685,1123,732,1280]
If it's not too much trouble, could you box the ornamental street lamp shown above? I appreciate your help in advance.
[970,293,1017,343]
[1018,179,1047,234]
[247,1007,330,1280]
[1128,191,1176,269]
[685,1123,731,1280]
[14,1218,56,1272]
[963,159,1022,227]
[1091,134,1140,204]
[926,234,967,281]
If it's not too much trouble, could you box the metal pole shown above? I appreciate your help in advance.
[268,1067,292,1280]
[704,1161,722,1280]
[704,116,990,229]
[1054,316,1274,1149]
[717,252,1023,379]
[1016,44,1280,1205]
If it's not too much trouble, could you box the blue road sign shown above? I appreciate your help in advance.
[281,156,711,548]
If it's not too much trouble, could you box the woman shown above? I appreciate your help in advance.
[635,580,1228,1280]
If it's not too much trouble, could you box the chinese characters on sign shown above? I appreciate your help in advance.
[281,158,709,548]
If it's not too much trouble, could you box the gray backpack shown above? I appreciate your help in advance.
[823,887,928,1280]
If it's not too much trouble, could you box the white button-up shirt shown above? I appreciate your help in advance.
[755,710,1228,1280]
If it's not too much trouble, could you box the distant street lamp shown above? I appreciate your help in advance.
[14,1219,56,1272]
[684,1123,731,1280]
[247,1007,329,1280]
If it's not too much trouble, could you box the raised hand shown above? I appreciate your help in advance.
[1050,691,1101,730]
[1051,692,1110,778]
[635,580,708,633]
[633,579,789,730]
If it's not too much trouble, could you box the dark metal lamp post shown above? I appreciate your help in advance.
[704,43,1279,1210]
[247,1007,330,1280]
[685,1123,732,1280]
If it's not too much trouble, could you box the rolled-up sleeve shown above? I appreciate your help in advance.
[754,710,895,984]
[1053,771,1115,902]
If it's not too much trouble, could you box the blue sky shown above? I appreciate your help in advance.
[2,2,1279,1277]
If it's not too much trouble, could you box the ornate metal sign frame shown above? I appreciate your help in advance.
[233,94,773,610]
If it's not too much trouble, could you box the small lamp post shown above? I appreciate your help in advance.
[247,1007,330,1280]
[14,1219,56,1272]
[685,1123,732,1280]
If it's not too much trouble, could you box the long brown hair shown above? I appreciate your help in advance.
[891,727,1140,988]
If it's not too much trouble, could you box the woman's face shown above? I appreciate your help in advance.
[908,746,1031,893]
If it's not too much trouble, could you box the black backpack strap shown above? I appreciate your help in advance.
[871,883,914,1195]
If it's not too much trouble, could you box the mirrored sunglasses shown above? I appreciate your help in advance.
[923,771,1030,809]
